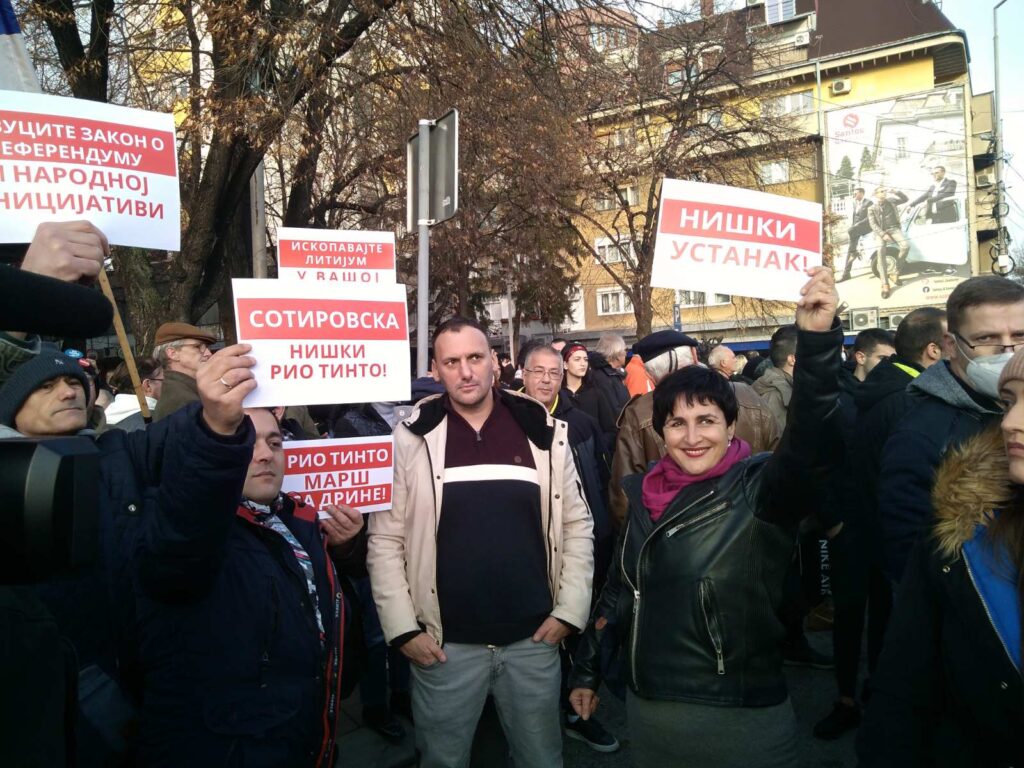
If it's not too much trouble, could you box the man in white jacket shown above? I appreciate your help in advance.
[103,358,163,432]
[368,316,594,768]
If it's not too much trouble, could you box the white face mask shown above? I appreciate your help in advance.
[956,338,1013,398]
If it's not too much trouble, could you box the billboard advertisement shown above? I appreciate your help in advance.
[826,85,971,311]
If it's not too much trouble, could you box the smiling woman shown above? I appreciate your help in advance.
[569,267,844,767]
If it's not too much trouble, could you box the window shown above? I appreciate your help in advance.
[597,288,633,316]
[594,237,633,264]
[765,0,796,25]
[594,185,639,211]
[666,61,698,89]
[760,89,813,118]
[676,290,730,308]
[590,25,628,51]
[605,128,632,148]
[896,136,909,160]
[758,159,790,185]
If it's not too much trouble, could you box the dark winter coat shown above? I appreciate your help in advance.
[129,404,351,767]
[847,356,922,548]
[586,352,631,417]
[567,382,618,451]
[858,427,1023,768]
[877,362,1001,581]
[552,391,613,583]
[571,323,843,706]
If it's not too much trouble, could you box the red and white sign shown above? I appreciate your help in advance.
[277,227,397,284]
[282,436,393,514]
[651,179,822,302]
[0,90,180,250]
[231,278,412,407]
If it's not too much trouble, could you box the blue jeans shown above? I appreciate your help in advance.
[411,638,562,768]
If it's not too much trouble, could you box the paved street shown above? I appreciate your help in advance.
[337,629,858,767]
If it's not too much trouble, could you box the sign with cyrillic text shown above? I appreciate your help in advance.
[282,436,393,514]
[0,90,180,250]
[277,227,396,284]
[651,179,822,302]
[231,278,412,407]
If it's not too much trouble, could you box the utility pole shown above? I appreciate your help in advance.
[416,119,432,377]
[250,161,268,278]
[994,0,1013,271]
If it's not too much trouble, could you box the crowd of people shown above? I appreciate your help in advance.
[1,219,1023,768]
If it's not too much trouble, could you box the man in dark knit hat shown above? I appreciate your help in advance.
[609,330,779,528]
[0,347,91,436]
[151,321,217,422]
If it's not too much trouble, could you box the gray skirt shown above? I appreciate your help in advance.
[626,690,799,768]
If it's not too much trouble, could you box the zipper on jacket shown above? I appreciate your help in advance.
[424,437,442,645]
[261,579,281,676]
[962,555,1019,672]
[665,501,730,538]
[699,578,726,675]
[621,488,716,691]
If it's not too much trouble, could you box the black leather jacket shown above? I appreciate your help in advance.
[570,323,843,707]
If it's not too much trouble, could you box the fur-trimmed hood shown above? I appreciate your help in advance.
[932,425,1015,557]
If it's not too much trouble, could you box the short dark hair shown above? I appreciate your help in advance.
[854,328,895,357]
[946,276,1024,335]
[769,325,799,368]
[109,357,161,393]
[551,337,567,346]
[431,316,487,353]
[933,166,945,173]
[652,366,739,437]
[894,307,947,362]
[854,187,865,194]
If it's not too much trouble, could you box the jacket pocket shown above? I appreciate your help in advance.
[698,578,726,676]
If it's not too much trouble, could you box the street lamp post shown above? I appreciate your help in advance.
[994,0,1013,270]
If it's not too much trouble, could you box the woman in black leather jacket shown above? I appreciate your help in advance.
[569,268,843,767]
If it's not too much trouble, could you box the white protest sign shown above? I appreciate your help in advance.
[232,278,411,407]
[0,90,180,250]
[651,179,822,302]
[277,227,396,284]
[283,436,393,514]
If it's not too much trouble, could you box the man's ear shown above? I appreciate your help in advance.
[787,352,796,369]
[430,360,440,382]
[854,350,867,368]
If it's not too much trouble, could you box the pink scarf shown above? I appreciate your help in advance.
[642,438,752,522]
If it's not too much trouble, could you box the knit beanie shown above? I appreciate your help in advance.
[562,343,588,363]
[0,349,89,427]
[998,347,1024,394]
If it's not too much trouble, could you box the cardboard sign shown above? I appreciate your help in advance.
[277,227,396,284]
[231,278,411,407]
[282,436,393,513]
[651,179,822,302]
[0,90,180,250]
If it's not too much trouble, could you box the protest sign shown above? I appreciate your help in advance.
[651,179,822,302]
[232,278,412,407]
[282,436,393,514]
[277,227,396,284]
[0,90,179,250]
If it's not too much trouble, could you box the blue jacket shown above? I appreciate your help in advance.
[107,404,345,767]
[876,362,1000,582]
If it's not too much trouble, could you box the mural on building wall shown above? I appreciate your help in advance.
[826,84,971,314]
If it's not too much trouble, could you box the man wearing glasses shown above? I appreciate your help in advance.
[152,322,216,422]
[877,276,1024,583]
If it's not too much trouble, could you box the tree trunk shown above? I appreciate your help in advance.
[632,282,653,337]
